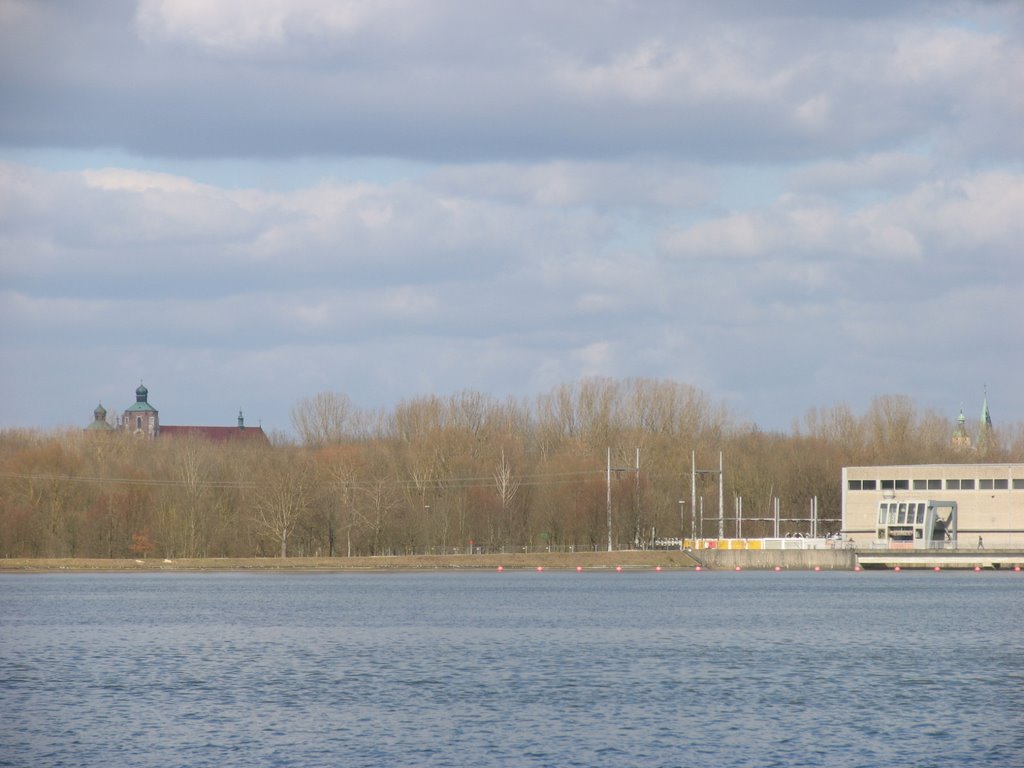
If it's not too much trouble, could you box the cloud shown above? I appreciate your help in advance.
[2,2,1021,163]
[2,1,1023,432]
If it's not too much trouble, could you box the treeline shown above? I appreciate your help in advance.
[1,378,1020,559]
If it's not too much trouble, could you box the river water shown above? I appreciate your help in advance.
[1,570,1021,767]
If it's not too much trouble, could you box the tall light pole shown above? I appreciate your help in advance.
[678,500,686,547]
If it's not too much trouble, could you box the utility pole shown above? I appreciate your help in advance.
[607,447,612,552]
[692,450,725,543]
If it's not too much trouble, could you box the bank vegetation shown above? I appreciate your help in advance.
[2,378,1020,560]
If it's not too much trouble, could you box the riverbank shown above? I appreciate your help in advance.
[0,550,704,572]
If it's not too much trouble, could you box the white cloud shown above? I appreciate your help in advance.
[789,152,933,194]
[2,2,1024,431]
[135,0,421,54]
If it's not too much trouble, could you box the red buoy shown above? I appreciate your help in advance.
[576,565,583,573]
[496,565,504,572]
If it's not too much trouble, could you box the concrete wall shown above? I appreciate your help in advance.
[693,549,856,570]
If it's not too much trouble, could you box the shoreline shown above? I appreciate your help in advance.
[0,550,703,573]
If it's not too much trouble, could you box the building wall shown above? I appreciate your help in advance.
[123,409,159,437]
[842,464,1024,548]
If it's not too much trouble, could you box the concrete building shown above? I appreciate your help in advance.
[842,463,1024,549]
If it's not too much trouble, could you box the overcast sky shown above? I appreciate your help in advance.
[1,0,1022,436]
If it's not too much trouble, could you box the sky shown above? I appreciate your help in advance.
[1,0,1022,436]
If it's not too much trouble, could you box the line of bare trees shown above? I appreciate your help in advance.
[1,378,1020,559]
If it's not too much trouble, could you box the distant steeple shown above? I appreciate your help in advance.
[86,403,113,432]
[124,381,159,437]
[951,404,971,449]
[978,387,993,450]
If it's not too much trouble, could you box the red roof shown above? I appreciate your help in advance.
[159,425,269,443]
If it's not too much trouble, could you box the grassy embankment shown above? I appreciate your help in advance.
[0,550,703,572]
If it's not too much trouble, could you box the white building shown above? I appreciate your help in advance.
[842,464,1024,549]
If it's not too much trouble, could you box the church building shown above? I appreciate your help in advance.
[87,383,269,443]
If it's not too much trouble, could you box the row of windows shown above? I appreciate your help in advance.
[878,502,928,525]
[849,478,1024,491]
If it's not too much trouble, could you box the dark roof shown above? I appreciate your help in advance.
[160,425,269,443]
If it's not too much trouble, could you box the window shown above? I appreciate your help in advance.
[848,480,862,491]
[895,480,909,490]
[928,479,942,490]
[946,479,960,490]
[897,503,907,524]
[980,479,1010,490]
[862,480,877,490]
[877,505,887,524]
[881,479,895,490]
[916,504,925,524]
[913,479,927,490]
[1014,479,1024,490]
[961,479,975,490]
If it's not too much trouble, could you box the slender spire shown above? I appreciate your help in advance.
[981,386,992,430]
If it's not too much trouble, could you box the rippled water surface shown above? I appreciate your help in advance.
[1,570,1022,767]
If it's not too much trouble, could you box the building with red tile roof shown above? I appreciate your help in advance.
[88,383,269,443]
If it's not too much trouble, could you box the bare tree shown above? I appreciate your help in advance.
[251,450,313,557]
[291,392,361,447]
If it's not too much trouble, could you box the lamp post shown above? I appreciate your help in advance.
[678,500,686,548]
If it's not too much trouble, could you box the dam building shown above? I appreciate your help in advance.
[842,464,1024,549]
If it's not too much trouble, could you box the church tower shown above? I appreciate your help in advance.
[978,389,993,450]
[123,383,159,438]
[950,406,971,450]
[85,403,113,433]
